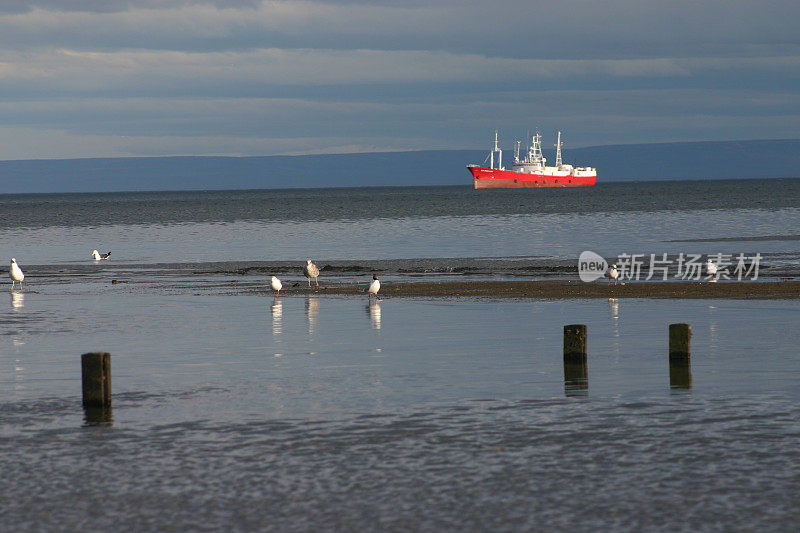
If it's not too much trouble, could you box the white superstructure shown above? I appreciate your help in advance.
[511,131,596,178]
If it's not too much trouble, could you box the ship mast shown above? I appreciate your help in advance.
[554,131,563,167]
[529,132,544,170]
[489,130,503,169]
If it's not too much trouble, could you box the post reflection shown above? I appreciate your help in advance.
[11,291,24,310]
[669,356,692,390]
[563,360,588,398]
[367,301,381,330]
[83,406,113,427]
[306,297,319,335]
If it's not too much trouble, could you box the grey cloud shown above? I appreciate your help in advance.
[0,48,796,99]
[0,86,793,141]
[0,1,797,60]
[0,1,260,14]
[0,0,797,159]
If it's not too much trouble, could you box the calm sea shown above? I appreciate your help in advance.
[2,179,800,531]
[2,178,800,266]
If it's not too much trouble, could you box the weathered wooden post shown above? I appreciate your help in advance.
[563,325,588,396]
[81,352,111,408]
[669,324,692,389]
[669,323,691,358]
[564,324,587,361]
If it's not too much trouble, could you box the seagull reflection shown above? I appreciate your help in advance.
[14,357,25,390]
[306,296,319,334]
[708,304,718,356]
[608,298,620,356]
[368,301,382,330]
[11,291,24,310]
[608,298,619,331]
[271,300,283,337]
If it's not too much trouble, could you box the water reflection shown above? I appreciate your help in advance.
[708,305,718,354]
[563,357,588,398]
[367,301,382,330]
[306,297,319,335]
[608,298,619,327]
[271,300,283,337]
[83,406,113,427]
[669,356,692,390]
[608,298,620,357]
[13,358,25,390]
[11,291,24,310]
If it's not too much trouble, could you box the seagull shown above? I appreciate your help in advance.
[91,250,101,260]
[9,258,24,290]
[706,259,718,281]
[270,275,283,298]
[607,264,619,286]
[303,259,320,288]
[367,274,381,300]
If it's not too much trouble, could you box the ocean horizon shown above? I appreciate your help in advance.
[2,139,800,193]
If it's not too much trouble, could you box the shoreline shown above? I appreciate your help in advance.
[265,280,800,299]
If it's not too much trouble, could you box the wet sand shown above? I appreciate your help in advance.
[288,280,800,299]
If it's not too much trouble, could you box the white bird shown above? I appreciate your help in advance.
[607,264,619,286]
[303,259,320,288]
[270,275,283,298]
[706,259,718,280]
[9,258,24,290]
[367,274,381,300]
[91,250,101,260]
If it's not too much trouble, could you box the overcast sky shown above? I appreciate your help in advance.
[0,0,798,159]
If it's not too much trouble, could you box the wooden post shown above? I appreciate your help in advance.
[82,352,111,408]
[669,324,692,388]
[669,323,691,358]
[563,324,587,362]
[563,325,588,396]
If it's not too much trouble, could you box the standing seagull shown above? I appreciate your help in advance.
[706,259,718,281]
[607,264,619,286]
[270,275,283,298]
[9,258,24,290]
[303,259,320,288]
[367,274,381,300]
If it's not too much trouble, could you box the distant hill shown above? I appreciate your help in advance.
[1,139,799,193]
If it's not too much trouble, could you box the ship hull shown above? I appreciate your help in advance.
[469,166,596,189]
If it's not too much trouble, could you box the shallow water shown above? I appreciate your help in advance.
[2,180,800,530]
[2,285,799,530]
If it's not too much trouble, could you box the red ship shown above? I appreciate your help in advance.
[468,131,597,189]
